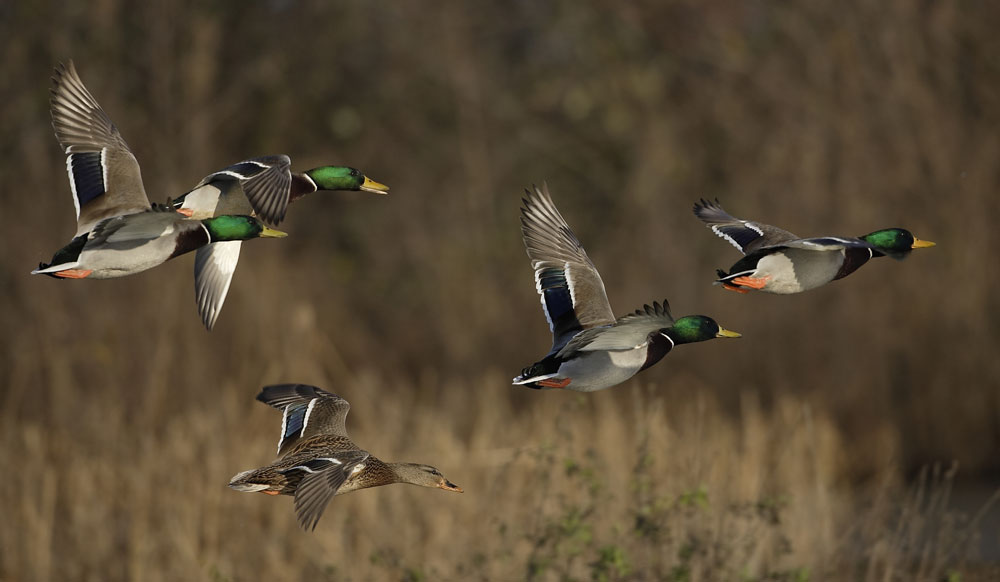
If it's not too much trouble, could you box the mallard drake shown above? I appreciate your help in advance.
[512,185,740,392]
[229,384,462,531]
[32,62,286,278]
[693,199,936,294]
[33,210,285,278]
[172,156,389,226]
[171,157,388,329]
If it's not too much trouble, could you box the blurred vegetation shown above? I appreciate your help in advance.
[1,0,999,580]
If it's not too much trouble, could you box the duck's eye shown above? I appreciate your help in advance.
[351,168,360,177]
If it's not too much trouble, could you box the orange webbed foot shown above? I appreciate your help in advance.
[730,275,770,290]
[53,269,93,279]
[537,378,571,388]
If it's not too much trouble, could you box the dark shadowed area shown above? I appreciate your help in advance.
[2,1,999,580]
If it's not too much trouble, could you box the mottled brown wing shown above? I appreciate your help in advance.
[257,384,353,457]
[286,450,370,531]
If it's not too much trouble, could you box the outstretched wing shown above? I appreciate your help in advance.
[287,450,370,531]
[521,184,615,353]
[693,199,798,254]
[257,384,353,457]
[50,61,151,236]
[178,155,292,222]
[193,241,242,331]
[560,300,675,355]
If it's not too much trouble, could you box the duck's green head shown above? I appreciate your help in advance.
[861,228,935,258]
[202,215,288,242]
[304,166,389,194]
[665,316,741,345]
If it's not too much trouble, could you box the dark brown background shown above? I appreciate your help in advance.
[2,1,998,580]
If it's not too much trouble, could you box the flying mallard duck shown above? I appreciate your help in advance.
[512,185,740,392]
[32,62,286,284]
[171,156,388,329]
[693,199,936,294]
[229,384,462,531]
[173,156,388,226]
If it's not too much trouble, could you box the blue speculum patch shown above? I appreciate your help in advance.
[538,267,581,349]
[284,404,307,440]
[70,152,105,207]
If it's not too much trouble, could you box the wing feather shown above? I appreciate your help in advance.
[560,300,675,354]
[693,199,798,254]
[193,241,242,330]
[290,451,369,531]
[50,61,151,236]
[520,184,615,352]
[257,385,352,456]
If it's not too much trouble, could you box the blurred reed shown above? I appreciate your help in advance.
[1,0,998,579]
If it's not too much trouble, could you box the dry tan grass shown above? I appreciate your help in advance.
[2,357,994,580]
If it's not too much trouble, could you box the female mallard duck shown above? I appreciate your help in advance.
[693,199,936,294]
[229,384,462,531]
[32,63,286,281]
[512,185,740,392]
[171,157,388,329]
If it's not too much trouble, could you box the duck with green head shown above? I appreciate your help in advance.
[512,185,740,393]
[34,212,286,279]
[173,157,389,225]
[172,157,388,329]
[32,61,287,285]
[229,384,462,531]
[693,199,935,294]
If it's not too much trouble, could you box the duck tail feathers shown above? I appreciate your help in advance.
[31,261,79,276]
[512,361,560,389]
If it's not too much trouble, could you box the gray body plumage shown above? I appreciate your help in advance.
[33,209,209,278]
[694,199,878,294]
[542,346,655,392]
[515,186,683,392]
[735,242,869,294]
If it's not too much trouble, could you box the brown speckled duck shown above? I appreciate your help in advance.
[229,384,462,531]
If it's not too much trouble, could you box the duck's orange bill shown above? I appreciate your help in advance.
[911,238,936,249]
